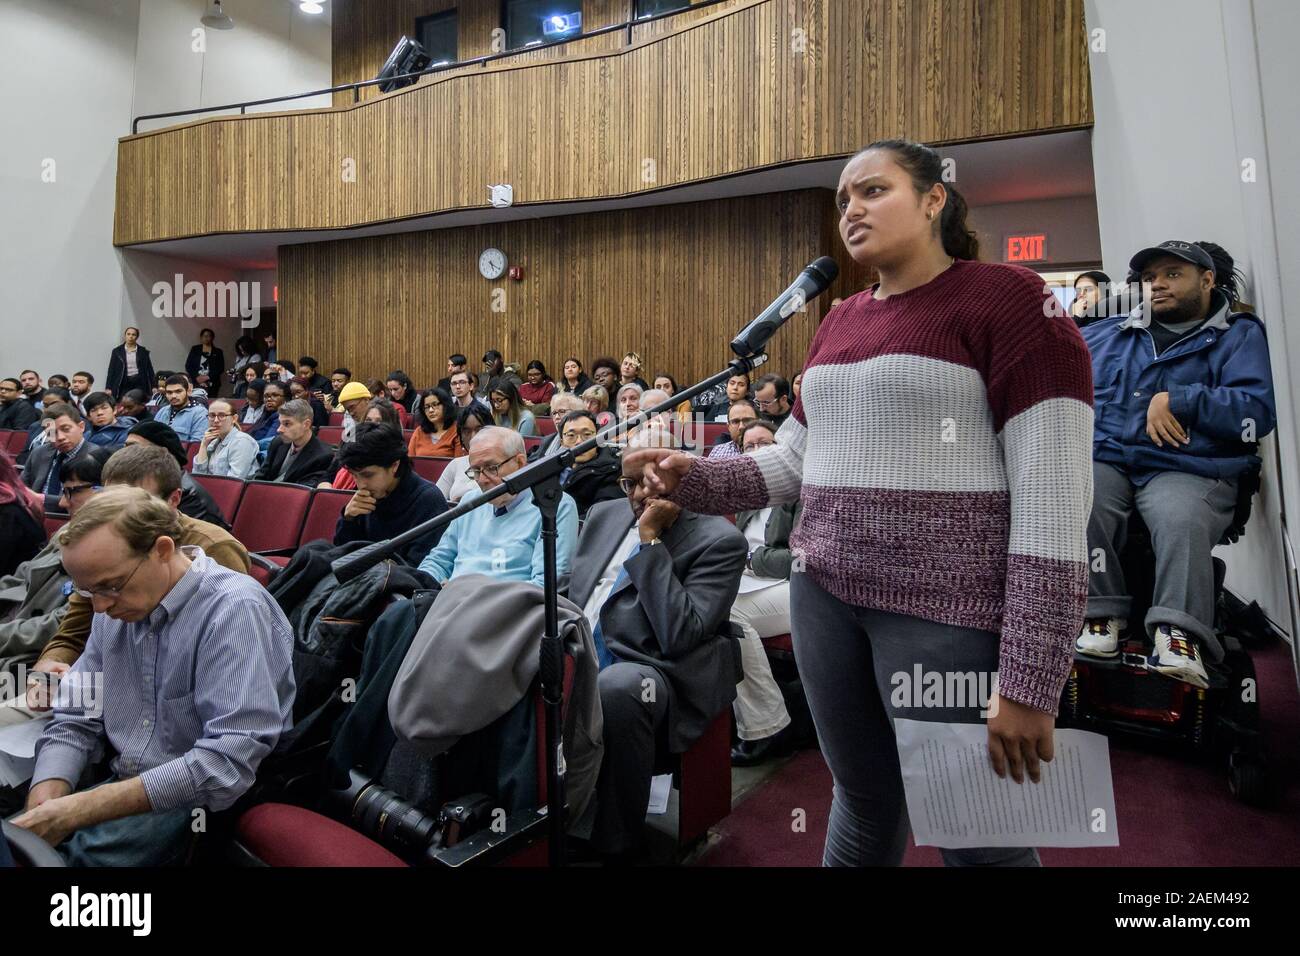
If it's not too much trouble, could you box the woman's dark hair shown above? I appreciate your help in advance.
[653,373,679,395]
[1194,241,1247,308]
[42,387,72,404]
[385,370,413,393]
[483,349,504,374]
[591,357,619,378]
[365,398,402,427]
[234,335,257,357]
[563,357,584,377]
[337,422,408,477]
[490,379,526,429]
[244,361,266,379]
[243,381,264,403]
[457,401,491,432]
[858,139,980,260]
[526,359,550,381]
[414,387,455,433]
[199,328,215,341]
[365,377,386,397]
[60,445,114,485]
[1074,270,1111,289]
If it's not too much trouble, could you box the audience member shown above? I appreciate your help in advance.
[478,350,520,399]
[490,380,538,436]
[326,367,352,408]
[614,383,643,425]
[234,363,264,399]
[1077,240,1276,687]
[106,327,155,400]
[185,328,225,397]
[449,370,477,410]
[517,360,555,414]
[530,392,585,459]
[703,372,751,422]
[409,387,462,458]
[296,356,331,394]
[385,370,418,414]
[334,381,373,444]
[0,450,45,576]
[618,352,650,391]
[228,335,262,387]
[569,428,746,859]
[437,354,470,394]
[145,371,171,410]
[726,420,796,764]
[263,332,278,366]
[68,372,94,415]
[1072,270,1112,327]
[22,403,90,511]
[288,377,330,427]
[0,378,39,430]
[238,380,265,426]
[335,423,449,565]
[18,370,44,407]
[557,411,623,520]
[83,392,136,449]
[364,377,386,399]
[250,382,286,442]
[47,375,70,390]
[11,486,291,865]
[118,390,150,422]
[255,399,334,487]
[436,404,492,503]
[152,374,207,441]
[590,358,619,395]
[124,421,229,528]
[791,370,803,400]
[582,384,614,428]
[652,374,693,424]
[192,399,260,479]
[556,357,593,397]
[418,426,578,586]
[753,374,792,428]
[709,399,759,462]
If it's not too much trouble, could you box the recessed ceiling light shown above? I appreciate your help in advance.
[299,1,324,14]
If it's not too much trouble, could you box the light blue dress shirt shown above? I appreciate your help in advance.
[418,486,577,588]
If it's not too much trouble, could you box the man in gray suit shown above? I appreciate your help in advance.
[568,432,747,857]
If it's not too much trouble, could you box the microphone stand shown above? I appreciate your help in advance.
[329,353,770,867]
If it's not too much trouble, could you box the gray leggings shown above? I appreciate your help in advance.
[789,573,1040,867]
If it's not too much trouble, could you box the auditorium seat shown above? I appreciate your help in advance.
[184,442,199,471]
[234,804,408,868]
[317,425,343,446]
[522,436,541,453]
[227,398,247,415]
[761,633,795,661]
[410,457,452,483]
[298,488,352,547]
[43,512,67,540]
[328,411,344,426]
[1,430,27,456]
[191,474,247,525]
[230,481,311,555]
[670,709,733,848]
[536,417,556,436]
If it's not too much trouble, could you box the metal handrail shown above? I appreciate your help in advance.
[131,0,735,134]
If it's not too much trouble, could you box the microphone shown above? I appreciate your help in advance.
[730,256,839,358]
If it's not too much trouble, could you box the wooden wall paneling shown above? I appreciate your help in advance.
[116,0,1094,245]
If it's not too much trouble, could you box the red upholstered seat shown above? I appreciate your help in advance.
[1,430,28,455]
[299,488,352,546]
[410,456,452,483]
[328,411,344,426]
[191,474,247,526]
[235,803,408,867]
[761,633,793,655]
[43,512,68,540]
[230,481,311,553]
[522,436,541,453]
[184,442,199,472]
[316,425,343,446]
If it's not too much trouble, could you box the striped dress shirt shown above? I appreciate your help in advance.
[31,550,295,812]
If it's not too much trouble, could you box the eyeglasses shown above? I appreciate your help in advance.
[743,441,775,453]
[465,457,514,480]
[72,554,147,600]
[562,430,597,442]
[59,483,99,499]
[617,477,638,495]
[754,398,780,409]
[207,412,231,420]
[423,401,441,410]
[730,418,758,429]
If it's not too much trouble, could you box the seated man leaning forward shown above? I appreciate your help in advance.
[418,426,578,587]
[569,429,747,858]
[10,486,294,866]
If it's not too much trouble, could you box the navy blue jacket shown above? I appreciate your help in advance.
[334,467,448,567]
[1082,291,1276,484]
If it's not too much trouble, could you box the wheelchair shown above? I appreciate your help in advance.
[1058,466,1274,806]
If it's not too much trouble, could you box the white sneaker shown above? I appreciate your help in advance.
[1150,625,1209,689]
[1076,618,1125,658]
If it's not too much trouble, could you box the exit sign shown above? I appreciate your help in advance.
[1005,233,1048,263]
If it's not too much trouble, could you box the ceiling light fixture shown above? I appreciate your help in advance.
[299,1,324,13]
[200,0,234,30]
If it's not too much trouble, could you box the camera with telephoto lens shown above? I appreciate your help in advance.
[335,769,496,861]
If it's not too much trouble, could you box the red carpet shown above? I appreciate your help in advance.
[700,639,1300,866]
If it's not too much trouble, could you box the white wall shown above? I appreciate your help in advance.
[1086,0,1299,649]
[967,196,1103,268]
[0,0,328,386]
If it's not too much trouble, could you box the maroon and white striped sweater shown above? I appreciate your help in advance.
[674,260,1094,714]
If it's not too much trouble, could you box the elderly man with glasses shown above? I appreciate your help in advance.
[9,486,291,866]
[192,399,261,479]
[417,426,577,587]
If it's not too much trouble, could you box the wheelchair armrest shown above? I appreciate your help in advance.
[426,808,551,867]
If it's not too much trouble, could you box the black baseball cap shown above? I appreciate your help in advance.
[1129,240,1215,275]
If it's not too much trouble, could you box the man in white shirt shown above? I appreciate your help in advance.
[192,399,261,479]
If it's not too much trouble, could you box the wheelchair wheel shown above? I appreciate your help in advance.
[1228,749,1268,806]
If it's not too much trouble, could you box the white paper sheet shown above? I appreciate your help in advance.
[0,712,52,788]
[895,718,1119,848]
[646,773,673,815]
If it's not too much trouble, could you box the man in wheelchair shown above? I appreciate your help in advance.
[1076,240,1275,688]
